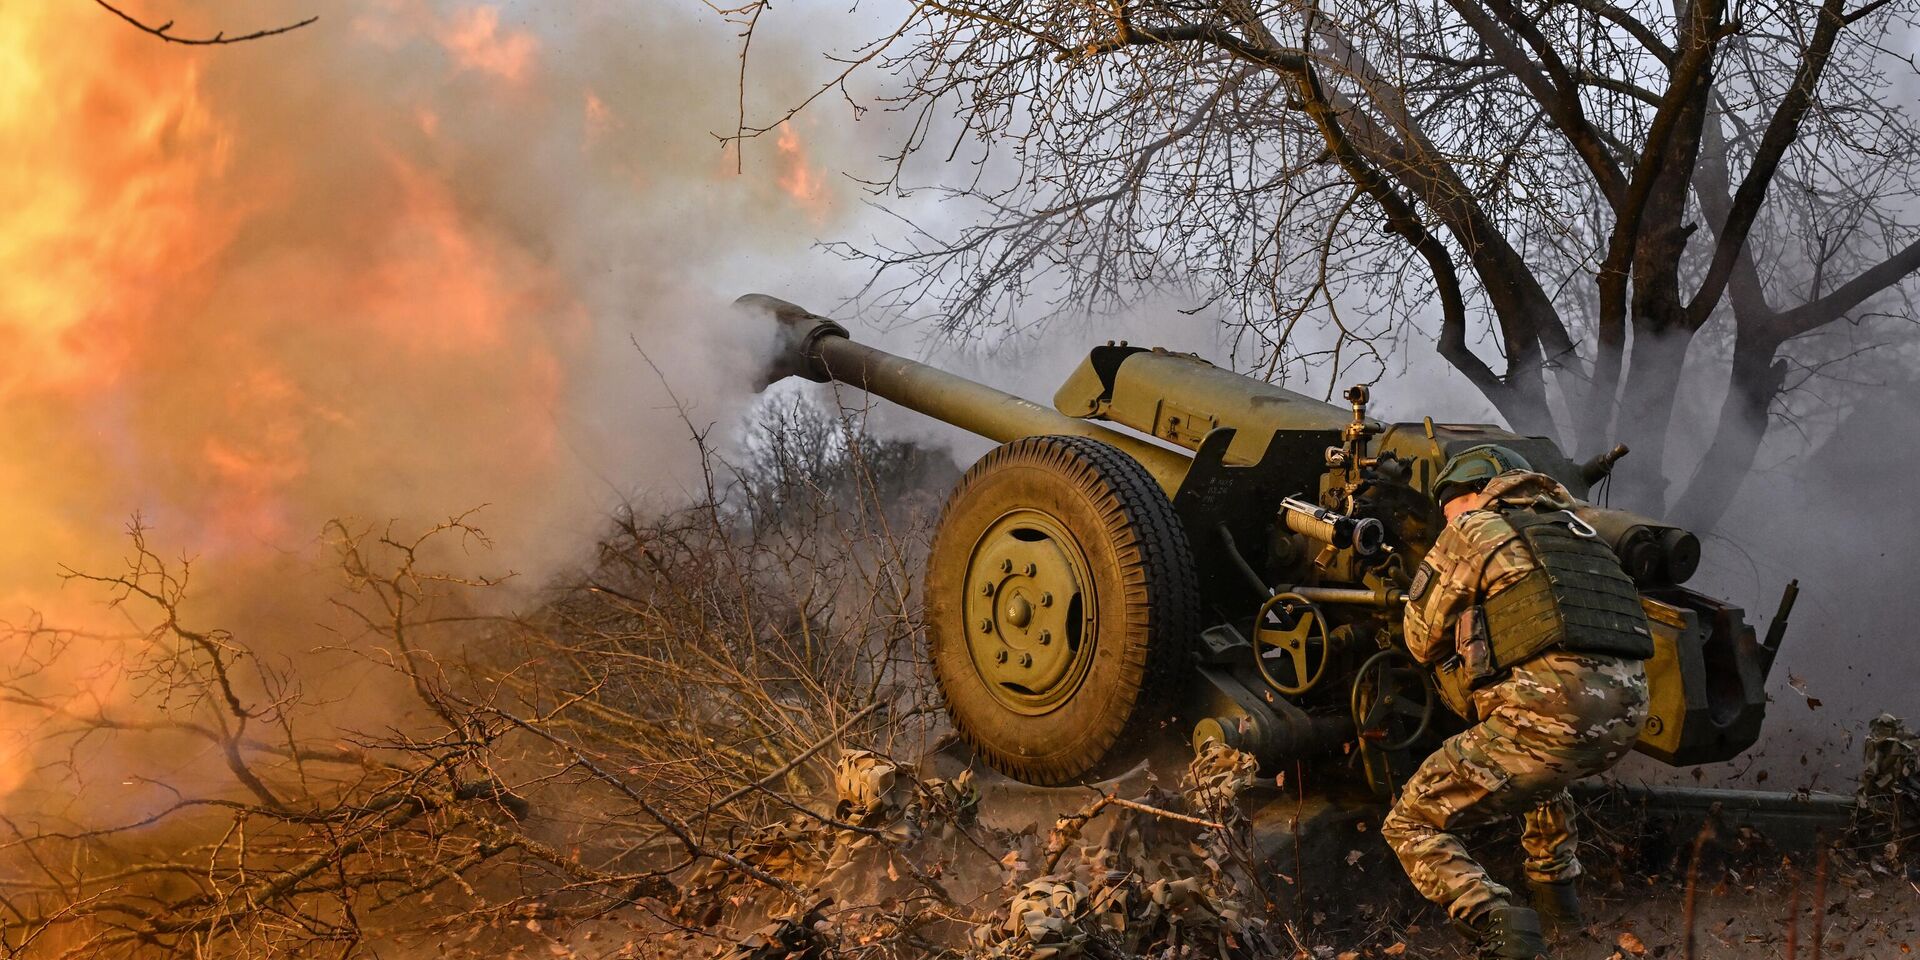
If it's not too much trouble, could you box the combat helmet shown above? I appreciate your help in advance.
[1433,444,1532,504]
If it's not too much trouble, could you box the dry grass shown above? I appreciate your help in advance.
[0,399,954,958]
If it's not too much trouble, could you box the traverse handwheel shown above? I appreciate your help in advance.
[1350,648,1435,752]
[1252,592,1329,696]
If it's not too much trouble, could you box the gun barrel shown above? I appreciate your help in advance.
[740,294,1193,492]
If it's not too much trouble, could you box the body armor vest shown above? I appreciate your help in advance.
[1430,502,1656,719]
[1479,506,1655,668]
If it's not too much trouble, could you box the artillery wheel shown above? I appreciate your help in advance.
[927,435,1198,785]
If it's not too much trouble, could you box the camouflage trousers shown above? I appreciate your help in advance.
[1381,651,1649,921]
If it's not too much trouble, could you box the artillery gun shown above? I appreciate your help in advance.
[744,294,1796,794]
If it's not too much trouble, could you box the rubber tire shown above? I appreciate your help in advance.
[926,435,1199,785]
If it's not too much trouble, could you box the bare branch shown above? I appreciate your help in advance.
[92,0,315,46]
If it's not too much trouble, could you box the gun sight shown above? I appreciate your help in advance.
[1279,497,1384,556]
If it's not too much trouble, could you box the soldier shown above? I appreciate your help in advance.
[1380,445,1654,960]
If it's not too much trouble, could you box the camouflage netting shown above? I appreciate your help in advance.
[696,742,1276,960]
[965,741,1272,960]
[721,902,834,960]
[972,871,1266,960]
[1853,713,1920,862]
[680,751,983,929]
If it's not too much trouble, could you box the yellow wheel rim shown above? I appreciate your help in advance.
[961,508,1097,715]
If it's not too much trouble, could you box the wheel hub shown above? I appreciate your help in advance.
[1006,595,1033,628]
[962,509,1094,715]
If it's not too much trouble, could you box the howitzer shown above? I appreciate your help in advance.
[743,294,1792,788]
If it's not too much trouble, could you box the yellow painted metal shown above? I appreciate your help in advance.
[1251,592,1330,695]
[1053,349,1355,464]
[744,294,1194,493]
[813,336,1193,493]
[1637,596,1693,759]
[962,509,1096,715]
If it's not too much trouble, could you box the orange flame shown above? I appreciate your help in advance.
[0,3,582,807]
[775,121,831,221]
[0,0,850,811]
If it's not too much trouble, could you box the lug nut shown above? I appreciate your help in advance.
[1000,558,1013,573]
[1038,630,1052,645]
[979,618,994,633]
[980,581,995,596]
[1024,562,1037,576]
[1018,653,1033,668]
[1039,592,1053,607]
[995,650,1008,664]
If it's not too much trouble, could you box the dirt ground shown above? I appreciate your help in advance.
[1300,869,1920,959]
[660,739,1919,960]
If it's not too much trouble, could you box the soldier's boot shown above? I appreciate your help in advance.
[1454,904,1550,960]
[1529,879,1583,936]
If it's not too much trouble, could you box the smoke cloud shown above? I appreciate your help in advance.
[0,0,893,807]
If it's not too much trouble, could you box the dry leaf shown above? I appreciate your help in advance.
[1617,931,1647,955]
[1384,944,1408,956]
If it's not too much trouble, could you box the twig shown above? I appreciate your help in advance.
[737,780,966,912]
[1105,796,1224,830]
[1682,819,1715,960]
[699,701,886,818]
[1785,865,1801,960]
[1811,837,1828,960]
[1042,793,1223,874]
[487,705,808,902]
[92,0,316,45]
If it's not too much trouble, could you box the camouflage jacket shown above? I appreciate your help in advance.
[1403,471,1579,665]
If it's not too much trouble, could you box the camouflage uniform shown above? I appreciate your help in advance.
[1381,472,1649,921]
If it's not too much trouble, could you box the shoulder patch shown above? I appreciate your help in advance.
[1408,562,1435,601]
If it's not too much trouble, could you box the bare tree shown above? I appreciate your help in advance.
[748,0,1920,525]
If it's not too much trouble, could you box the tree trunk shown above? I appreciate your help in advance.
[1669,324,1786,530]
[1612,321,1695,512]
[1577,302,1627,456]
[1501,336,1556,437]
